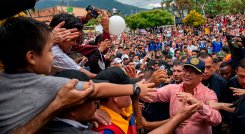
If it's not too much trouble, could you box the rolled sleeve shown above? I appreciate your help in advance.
[197,104,222,126]
[197,89,222,126]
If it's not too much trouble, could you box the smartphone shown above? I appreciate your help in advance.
[86,5,99,18]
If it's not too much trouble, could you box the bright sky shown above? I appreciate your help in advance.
[116,0,162,9]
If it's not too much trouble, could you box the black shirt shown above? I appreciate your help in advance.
[87,49,109,74]
[221,76,243,103]
[202,74,227,101]
[230,95,245,134]
[202,74,227,134]
[142,83,170,122]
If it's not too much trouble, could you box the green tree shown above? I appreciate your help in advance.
[228,0,245,14]
[188,0,244,16]
[182,10,206,26]
[125,9,174,30]
[205,0,230,16]
[84,18,99,26]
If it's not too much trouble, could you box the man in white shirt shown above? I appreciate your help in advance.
[50,13,97,78]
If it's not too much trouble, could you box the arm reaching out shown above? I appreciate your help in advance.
[10,79,93,134]
[148,103,200,134]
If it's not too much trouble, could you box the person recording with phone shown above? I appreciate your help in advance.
[72,6,112,59]
[50,6,112,77]
[73,6,113,75]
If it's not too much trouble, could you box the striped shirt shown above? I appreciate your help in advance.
[52,45,81,72]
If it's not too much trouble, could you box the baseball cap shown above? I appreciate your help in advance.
[95,67,140,84]
[121,54,129,60]
[113,58,122,64]
[183,57,205,74]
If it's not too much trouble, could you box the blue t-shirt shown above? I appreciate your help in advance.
[148,42,156,51]
[212,41,222,53]
[199,42,207,49]
[155,42,162,51]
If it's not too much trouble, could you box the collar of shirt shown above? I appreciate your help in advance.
[179,82,204,95]
[55,117,89,129]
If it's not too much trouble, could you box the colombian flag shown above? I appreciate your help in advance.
[96,105,137,134]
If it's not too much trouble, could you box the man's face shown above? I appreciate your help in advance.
[153,63,160,70]
[118,48,123,53]
[123,58,129,65]
[173,65,183,83]
[138,47,143,53]
[175,51,181,58]
[115,44,118,49]
[128,62,135,68]
[219,65,233,80]
[200,57,214,80]
[123,49,130,55]
[182,66,202,86]
[166,58,172,65]
[133,56,139,62]
[192,52,197,57]
[237,67,245,88]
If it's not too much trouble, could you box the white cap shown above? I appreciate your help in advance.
[113,58,122,64]
[121,54,129,60]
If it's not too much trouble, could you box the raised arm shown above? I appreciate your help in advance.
[84,80,156,101]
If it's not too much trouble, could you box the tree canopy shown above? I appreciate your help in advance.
[182,10,206,26]
[125,9,174,30]
[161,0,245,16]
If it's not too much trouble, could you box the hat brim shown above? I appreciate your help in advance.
[183,64,203,74]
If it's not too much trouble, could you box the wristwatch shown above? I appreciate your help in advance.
[133,83,141,96]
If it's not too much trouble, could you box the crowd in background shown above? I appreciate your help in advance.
[0,5,245,134]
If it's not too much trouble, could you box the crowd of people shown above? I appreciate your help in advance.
[0,4,245,134]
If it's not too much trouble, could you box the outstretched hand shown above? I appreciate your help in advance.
[230,87,245,96]
[177,103,200,122]
[137,79,156,101]
[99,10,109,33]
[176,92,203,111]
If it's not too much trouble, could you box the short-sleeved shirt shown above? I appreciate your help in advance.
[0,72,84,133]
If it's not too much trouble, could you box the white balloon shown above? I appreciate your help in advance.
[109,15,126,35]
